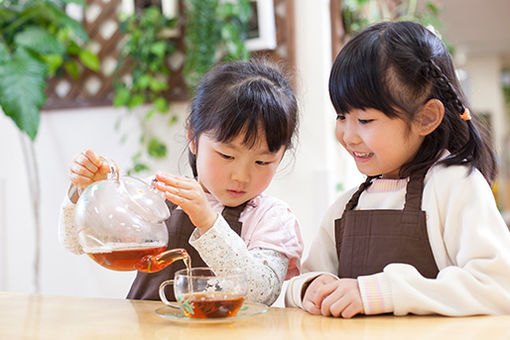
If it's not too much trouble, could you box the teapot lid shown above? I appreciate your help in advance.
[121,176,170,223]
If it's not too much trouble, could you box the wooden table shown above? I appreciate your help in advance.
[1,291,510,339]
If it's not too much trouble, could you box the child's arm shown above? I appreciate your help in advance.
[58,149,111,254]
[58,185,84,254]
[190,217,289,305]
[359,165,510,316]
[189,199,303,306]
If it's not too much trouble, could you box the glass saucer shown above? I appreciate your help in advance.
[154,302,268,324]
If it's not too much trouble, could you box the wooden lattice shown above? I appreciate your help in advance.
[44,0,295,110]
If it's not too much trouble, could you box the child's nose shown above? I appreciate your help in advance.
[342,125,361,146]
[231,163,250,183]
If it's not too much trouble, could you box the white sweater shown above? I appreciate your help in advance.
[285,163,510,316]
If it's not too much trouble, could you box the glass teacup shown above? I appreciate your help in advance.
[159,267,248,319]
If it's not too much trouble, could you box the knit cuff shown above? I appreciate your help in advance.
[358,272,394,314]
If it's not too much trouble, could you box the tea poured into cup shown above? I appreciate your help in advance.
[159,267,247,319]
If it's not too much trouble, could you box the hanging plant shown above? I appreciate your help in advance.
[183,0,251,90]
[113,6,178,174]
[114,0,252,174]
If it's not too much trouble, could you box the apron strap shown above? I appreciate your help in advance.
[344,176,377,212]
[221,202,248,235]
[403,170,427,211]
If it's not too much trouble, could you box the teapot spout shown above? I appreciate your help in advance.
[135,248,190,273]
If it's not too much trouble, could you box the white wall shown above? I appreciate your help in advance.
[0,0,360,300]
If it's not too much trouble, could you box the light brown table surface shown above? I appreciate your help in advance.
[1,291,510,339]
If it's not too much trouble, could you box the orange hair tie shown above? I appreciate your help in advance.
[460,108,471,121]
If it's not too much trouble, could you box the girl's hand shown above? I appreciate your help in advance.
[303,275,364,318]
[69,149,110,190]
[155,172,217,234]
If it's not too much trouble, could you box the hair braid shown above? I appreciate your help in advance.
[425,60,465,115]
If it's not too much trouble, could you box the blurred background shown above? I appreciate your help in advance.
[0,0,509,304]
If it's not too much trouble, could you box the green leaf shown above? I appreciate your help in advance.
[41,54,63,76]
[149,78,168,92]
[128,94,145,108]
[62,0,86,6]
[135,74,152,90]
[133,162,150,173]
[154,97,168,113]
[150,41,167,57]
[63,59,80,79]
[0,42,10,63]
[147,138,167,158]
[113,86,131,107]
[78,49,100,71]
[168,115,178,125]
[0,48,47,140]
[145,109,155,120]
[21,1,89,43]
[14,26,66,55]
[66,40,81,55]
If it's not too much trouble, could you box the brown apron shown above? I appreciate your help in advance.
[335,169,439,279]
[127,201,246,300]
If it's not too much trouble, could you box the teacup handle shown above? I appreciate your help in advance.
[159,279,180,309]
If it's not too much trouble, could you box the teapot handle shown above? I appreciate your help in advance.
[100,156,119,183]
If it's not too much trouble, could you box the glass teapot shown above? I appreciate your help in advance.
[74,158,189,273]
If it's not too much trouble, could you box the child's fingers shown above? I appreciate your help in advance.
[305,277,338,309]
[70,161,95,178]
[155,172,195,189]
[72,151,99,175]
[155,182,196,200]
[322,291,349,317]
[69,172,94,188]
[82,149,102,168]
[337,301,362,319]
[302,299,322,315]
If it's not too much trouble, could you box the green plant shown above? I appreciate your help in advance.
[0,0,100,140]
[114,1,252,174]
[113,6,178,174]
[0,0,99,293]
[183,0,251,90]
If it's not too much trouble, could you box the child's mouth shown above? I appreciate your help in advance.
[227,189,245,198]
[352,151,373,161]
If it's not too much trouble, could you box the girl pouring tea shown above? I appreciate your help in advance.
[59,59,303,305]
[285,21,510,317]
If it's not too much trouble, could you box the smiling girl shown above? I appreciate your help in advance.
[285,21,510,317]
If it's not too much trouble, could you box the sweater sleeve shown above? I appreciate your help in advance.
[361,165,510,316]
[58,185,84,255]
[189,214,289,306]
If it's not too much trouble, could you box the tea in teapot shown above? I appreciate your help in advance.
[74,158,188,273]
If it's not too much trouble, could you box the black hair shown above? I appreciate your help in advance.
[187,59,298,177]
[329,21,496,184]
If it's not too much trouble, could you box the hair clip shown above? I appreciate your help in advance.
[460,108,471,121]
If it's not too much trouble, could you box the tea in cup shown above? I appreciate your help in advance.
[159,267,247,319]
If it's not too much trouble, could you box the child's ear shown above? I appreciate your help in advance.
[415,99,444,136]
[187,129,197,155]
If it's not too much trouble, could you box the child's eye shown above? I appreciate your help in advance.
[336,114,345,121]
[359,119,373,124]
[255,160,271,166]
[218,152,233,160]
